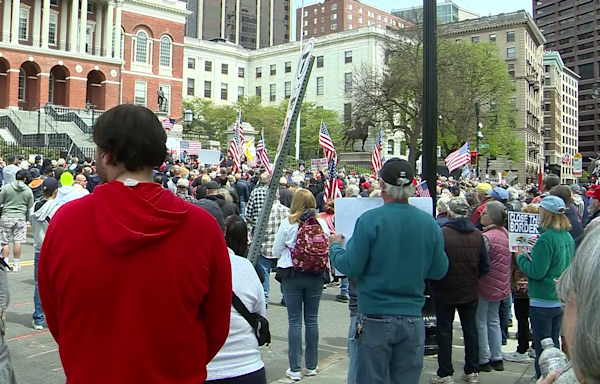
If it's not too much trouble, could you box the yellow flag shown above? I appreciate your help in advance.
[244,139,254,163]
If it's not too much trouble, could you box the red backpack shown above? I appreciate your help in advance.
[291,216,330,273]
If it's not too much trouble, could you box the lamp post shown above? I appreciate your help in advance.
[183,105,194,134]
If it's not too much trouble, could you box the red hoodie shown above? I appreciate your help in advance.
[38,181,232,384]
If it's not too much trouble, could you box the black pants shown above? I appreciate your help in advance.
[205,368,267,384]
[499,296,511,342]
[435,300,479,377]
[514,297,531,354]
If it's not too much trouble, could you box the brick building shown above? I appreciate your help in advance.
[0,0,188,119]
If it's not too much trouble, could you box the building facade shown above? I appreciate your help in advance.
[0,0,187,118]
[392,0,479,24]
[440,11,546,183]
[186,0,292,50]
[295,0,408,41]
[533,0,595,170]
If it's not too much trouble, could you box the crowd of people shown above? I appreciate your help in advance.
[0,103,596,384]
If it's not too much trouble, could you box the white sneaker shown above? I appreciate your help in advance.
[503,351,531,364]
[286,369,302,381]
[430,375,455,384]
[31,320,43,331]
[462,373,479,384]
[306,367,318,377]
[528,347,536,358]
[12,264,20,273]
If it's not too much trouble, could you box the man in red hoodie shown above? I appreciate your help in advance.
[38,104,232,384]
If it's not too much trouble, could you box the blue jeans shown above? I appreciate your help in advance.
[32,252,45,326]
[340,278,349,297]
[256,255,279,303]
[356,314,425,384]
[530,306,563,378]
[499,295,512,342]
[476,296,502,364]
[348,315,358,384]
[240,201,246,219]
[281,273,324,372]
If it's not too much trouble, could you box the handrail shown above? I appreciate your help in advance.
[9,110,21,130]
[45,105,93,135]
[45,114,58,134]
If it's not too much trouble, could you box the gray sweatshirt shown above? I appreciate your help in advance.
[0,181,34,219]
[30,200,61,253]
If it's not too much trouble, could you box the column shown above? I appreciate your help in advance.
[103,1,114,57]
[220,0,226,38]
[256,0,260,49]
[41,0,51,48]
[60,0,68,49]
[269,0,274,47]
[11,0,21,44]
[196,0,203,39]
[2,0,12,42]
[33,0,42,46]
[235,0,240,45]
[94,4,103,55]
[69,0,79,51]
[113,1,122,59]
[79,0,88,53]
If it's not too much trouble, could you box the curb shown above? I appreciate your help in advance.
[268,350,348,384]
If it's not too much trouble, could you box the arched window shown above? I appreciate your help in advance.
[159,35,172,67]
[135,31,148,63]
[18,69,26,101]
[387,139,395,155]
[111,26,125,58]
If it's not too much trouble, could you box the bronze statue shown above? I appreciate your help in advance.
[157,87,167,112]
[343,118,370,152]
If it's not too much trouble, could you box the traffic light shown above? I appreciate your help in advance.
[471,151,478,166]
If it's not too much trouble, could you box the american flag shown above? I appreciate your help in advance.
[324,154,342,202]
[371,125,384,176]
[319,119,337,165]
[162,118,175,131]
[462,164,471,179]
[180,140,202,156]
[229,109,243,174]
[416,181,431,198]
[445,141,471,173]
[256,129,272,173]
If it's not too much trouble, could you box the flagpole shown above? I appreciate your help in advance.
[295,0,305,160]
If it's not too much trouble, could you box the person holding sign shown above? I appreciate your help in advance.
[329,159,449,384]
[517,196,575,379]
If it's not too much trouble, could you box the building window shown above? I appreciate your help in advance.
[159,35,172,67]
[270,64,276,76]
[204,81,211,98]
[187,57,196,69]
[270,84,276,102]
[222,63,228,75]
[314,18,317,24]
[135,31,149,64]
[321,26,324,32]
[344,72,353,92]
[344,103,352,123]
[348,14,353,20]
[159,85,171,113]
[316,76,324,95]
[358,7,363,14]
[317,56,324,68]
[205,61,212,72]
[19,7,29,40]
[387,140,395,155]
[507,31,515,42]
[48,13,58,45]
[285,81,291,98]
[187,78,195,96]
[256,86,261,98]
[472,36,480,43]
[331,3,337,10]
[314,8,317,14]
[18,69,26,101]
[285,61,292,73]
[507,47,516,59]
[368,10,374,17]
[313,28,317,34]
[358,17,363,24]
[256,67,262,78]
[331,24,337,30]
[331,14,337,20]
[134,81,147,106]
[508,63,515,77]
[221,83,228,100]
[48,73,54,103]
[238,86,244,101]
[348,24,353,29]
[238,67,245,78]
[348,4,353,10]
[345,51,353,63]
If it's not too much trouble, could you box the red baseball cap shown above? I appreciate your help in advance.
[587,186,600,199]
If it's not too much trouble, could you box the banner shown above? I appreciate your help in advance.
[573,153,583,178]
[310,158,328,170]
[508,212,540,253]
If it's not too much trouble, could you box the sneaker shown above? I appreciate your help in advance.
[306,367,318,377]
[430,375,455,384]
[503,351,531,364]
[285,369,302,381]
[31,321,43,331]
[478,363,492,373]
[12,264,20,273]
[490,360,504,371]
[528,347,536,358]
[336,294,349,303]
[461,373,479,384]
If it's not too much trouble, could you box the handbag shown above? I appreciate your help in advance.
[231,292,271,346]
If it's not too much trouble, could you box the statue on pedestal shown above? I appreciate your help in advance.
[343,118,371,152]
[157,87,168,112]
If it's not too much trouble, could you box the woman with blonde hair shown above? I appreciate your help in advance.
[273,188,331,381]
[517,195,575,379]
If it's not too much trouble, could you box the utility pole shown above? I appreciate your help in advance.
[423,0,438,211]
[295,0,305,160]
[475,102,480,178]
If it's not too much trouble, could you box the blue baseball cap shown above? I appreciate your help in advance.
[487,187,509,202]
[540,195,566,215]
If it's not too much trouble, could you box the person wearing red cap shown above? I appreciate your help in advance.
[584,186,600,234]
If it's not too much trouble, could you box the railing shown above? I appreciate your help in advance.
[9,110,21,130]
[45,113,58,134]
[0,115,24,143]
[45,105,93,134]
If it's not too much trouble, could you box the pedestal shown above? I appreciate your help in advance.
[225,121,258,145]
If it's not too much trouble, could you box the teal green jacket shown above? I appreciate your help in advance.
[330,202,448,316]
[517,227,574,302]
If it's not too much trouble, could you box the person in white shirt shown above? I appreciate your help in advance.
[206,215,267,384]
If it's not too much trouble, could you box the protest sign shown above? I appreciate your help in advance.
[508,212,540,252]
[310,158,328,170]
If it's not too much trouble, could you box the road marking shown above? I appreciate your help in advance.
[27,348,58,358]
[11,301,33,307]
[7,330,50,342]
[9,260,34,268]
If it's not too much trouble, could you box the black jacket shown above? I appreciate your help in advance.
[566,207,584,247]
[279,187,293,208]
[205,195,240,219]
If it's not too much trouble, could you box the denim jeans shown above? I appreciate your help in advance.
[499,296,512,342]
[435,300,479,377]
[240,201,246,220]
[530,306,563,378]
[32,252,45,326]
[356,314,425,384]
[256,255,278,302]
[340,278,349,298]
[281,273,324,372]
[476,296,502,364]
[348,315,358,384]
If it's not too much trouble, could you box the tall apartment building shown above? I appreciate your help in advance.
[295,0,408,41]
[533,0,595,170]
[543,51,579,184]
[392,0,479,24]
[186,0,291,50]
[440,11,546,184]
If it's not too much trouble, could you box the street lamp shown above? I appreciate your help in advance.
[183,105,193,133]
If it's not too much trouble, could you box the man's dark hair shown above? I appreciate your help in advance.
[93,105,167,172]
[543,174,560,191]
[224,215,248,256]
[7,155,16,163]
[550,185,572,206]
[217,176,228,186]
[153,174,164,185]
[43,165,54,176]
[16,169,28,181]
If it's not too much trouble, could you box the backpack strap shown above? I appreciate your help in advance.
[231,292,255,327]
